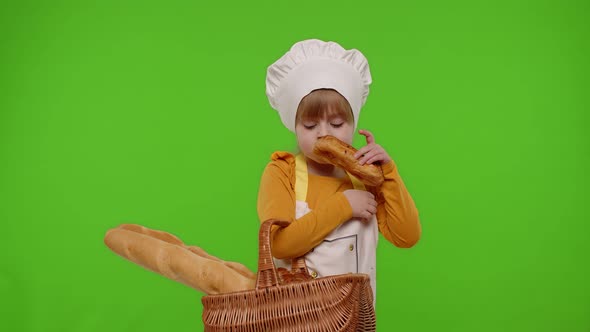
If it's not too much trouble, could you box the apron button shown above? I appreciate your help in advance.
[311,271,318,278]
[349,244,354,251]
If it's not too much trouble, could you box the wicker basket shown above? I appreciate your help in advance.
[201,219,376,331]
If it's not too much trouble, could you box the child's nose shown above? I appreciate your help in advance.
[317,123,330,137]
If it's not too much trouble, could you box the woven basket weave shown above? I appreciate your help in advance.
[201,220,376,331]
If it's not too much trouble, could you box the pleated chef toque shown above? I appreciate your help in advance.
[265,39,373,132]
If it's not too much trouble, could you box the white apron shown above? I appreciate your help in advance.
[274,153,379,303]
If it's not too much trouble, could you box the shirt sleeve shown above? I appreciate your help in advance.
[371,160,422,248]
[256,152,353,259]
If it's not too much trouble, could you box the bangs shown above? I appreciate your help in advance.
[296,89,354,124]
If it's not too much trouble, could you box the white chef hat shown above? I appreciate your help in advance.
[265,39,373,133]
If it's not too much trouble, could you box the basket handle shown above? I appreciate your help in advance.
[256,219,310,289]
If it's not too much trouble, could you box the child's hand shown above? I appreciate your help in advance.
[343,189,378,221]
[354,129,392,165]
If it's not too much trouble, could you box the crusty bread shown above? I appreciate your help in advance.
[116,223,185,245]
[104,224,256,295]
[313,135,385,187]
[277,267,312,284]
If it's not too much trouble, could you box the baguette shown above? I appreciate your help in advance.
[116,224,256,281]
[313,135,385,187]
[104,224,256,295]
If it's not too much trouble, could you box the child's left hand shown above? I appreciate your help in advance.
[354,129,393,166]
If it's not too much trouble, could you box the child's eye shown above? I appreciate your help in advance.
[331,122,344,128]
[304,124,316,129]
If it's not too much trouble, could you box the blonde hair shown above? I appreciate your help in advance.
[295,89,354,126]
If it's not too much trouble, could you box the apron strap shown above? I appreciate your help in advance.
[295,153,366,202]
[346,172,367,191]
[295,154,308,202]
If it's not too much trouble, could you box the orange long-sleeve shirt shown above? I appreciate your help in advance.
[256,151,421,259]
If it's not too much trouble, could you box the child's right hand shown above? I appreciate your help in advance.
[343,189,377,221]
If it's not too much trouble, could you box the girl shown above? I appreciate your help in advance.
[257,39,421,303]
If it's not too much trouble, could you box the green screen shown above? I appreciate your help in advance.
[1,0,588,331]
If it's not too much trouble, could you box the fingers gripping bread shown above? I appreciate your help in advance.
[313,135,385,187]
[104,224,256,295]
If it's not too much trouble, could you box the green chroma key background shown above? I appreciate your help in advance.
[1,0,588,331]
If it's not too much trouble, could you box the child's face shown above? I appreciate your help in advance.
[295,114,354,164]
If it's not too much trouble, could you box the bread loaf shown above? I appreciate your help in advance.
[116,224,256,281]
[313,135,385,187]
[104,224,256,295]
